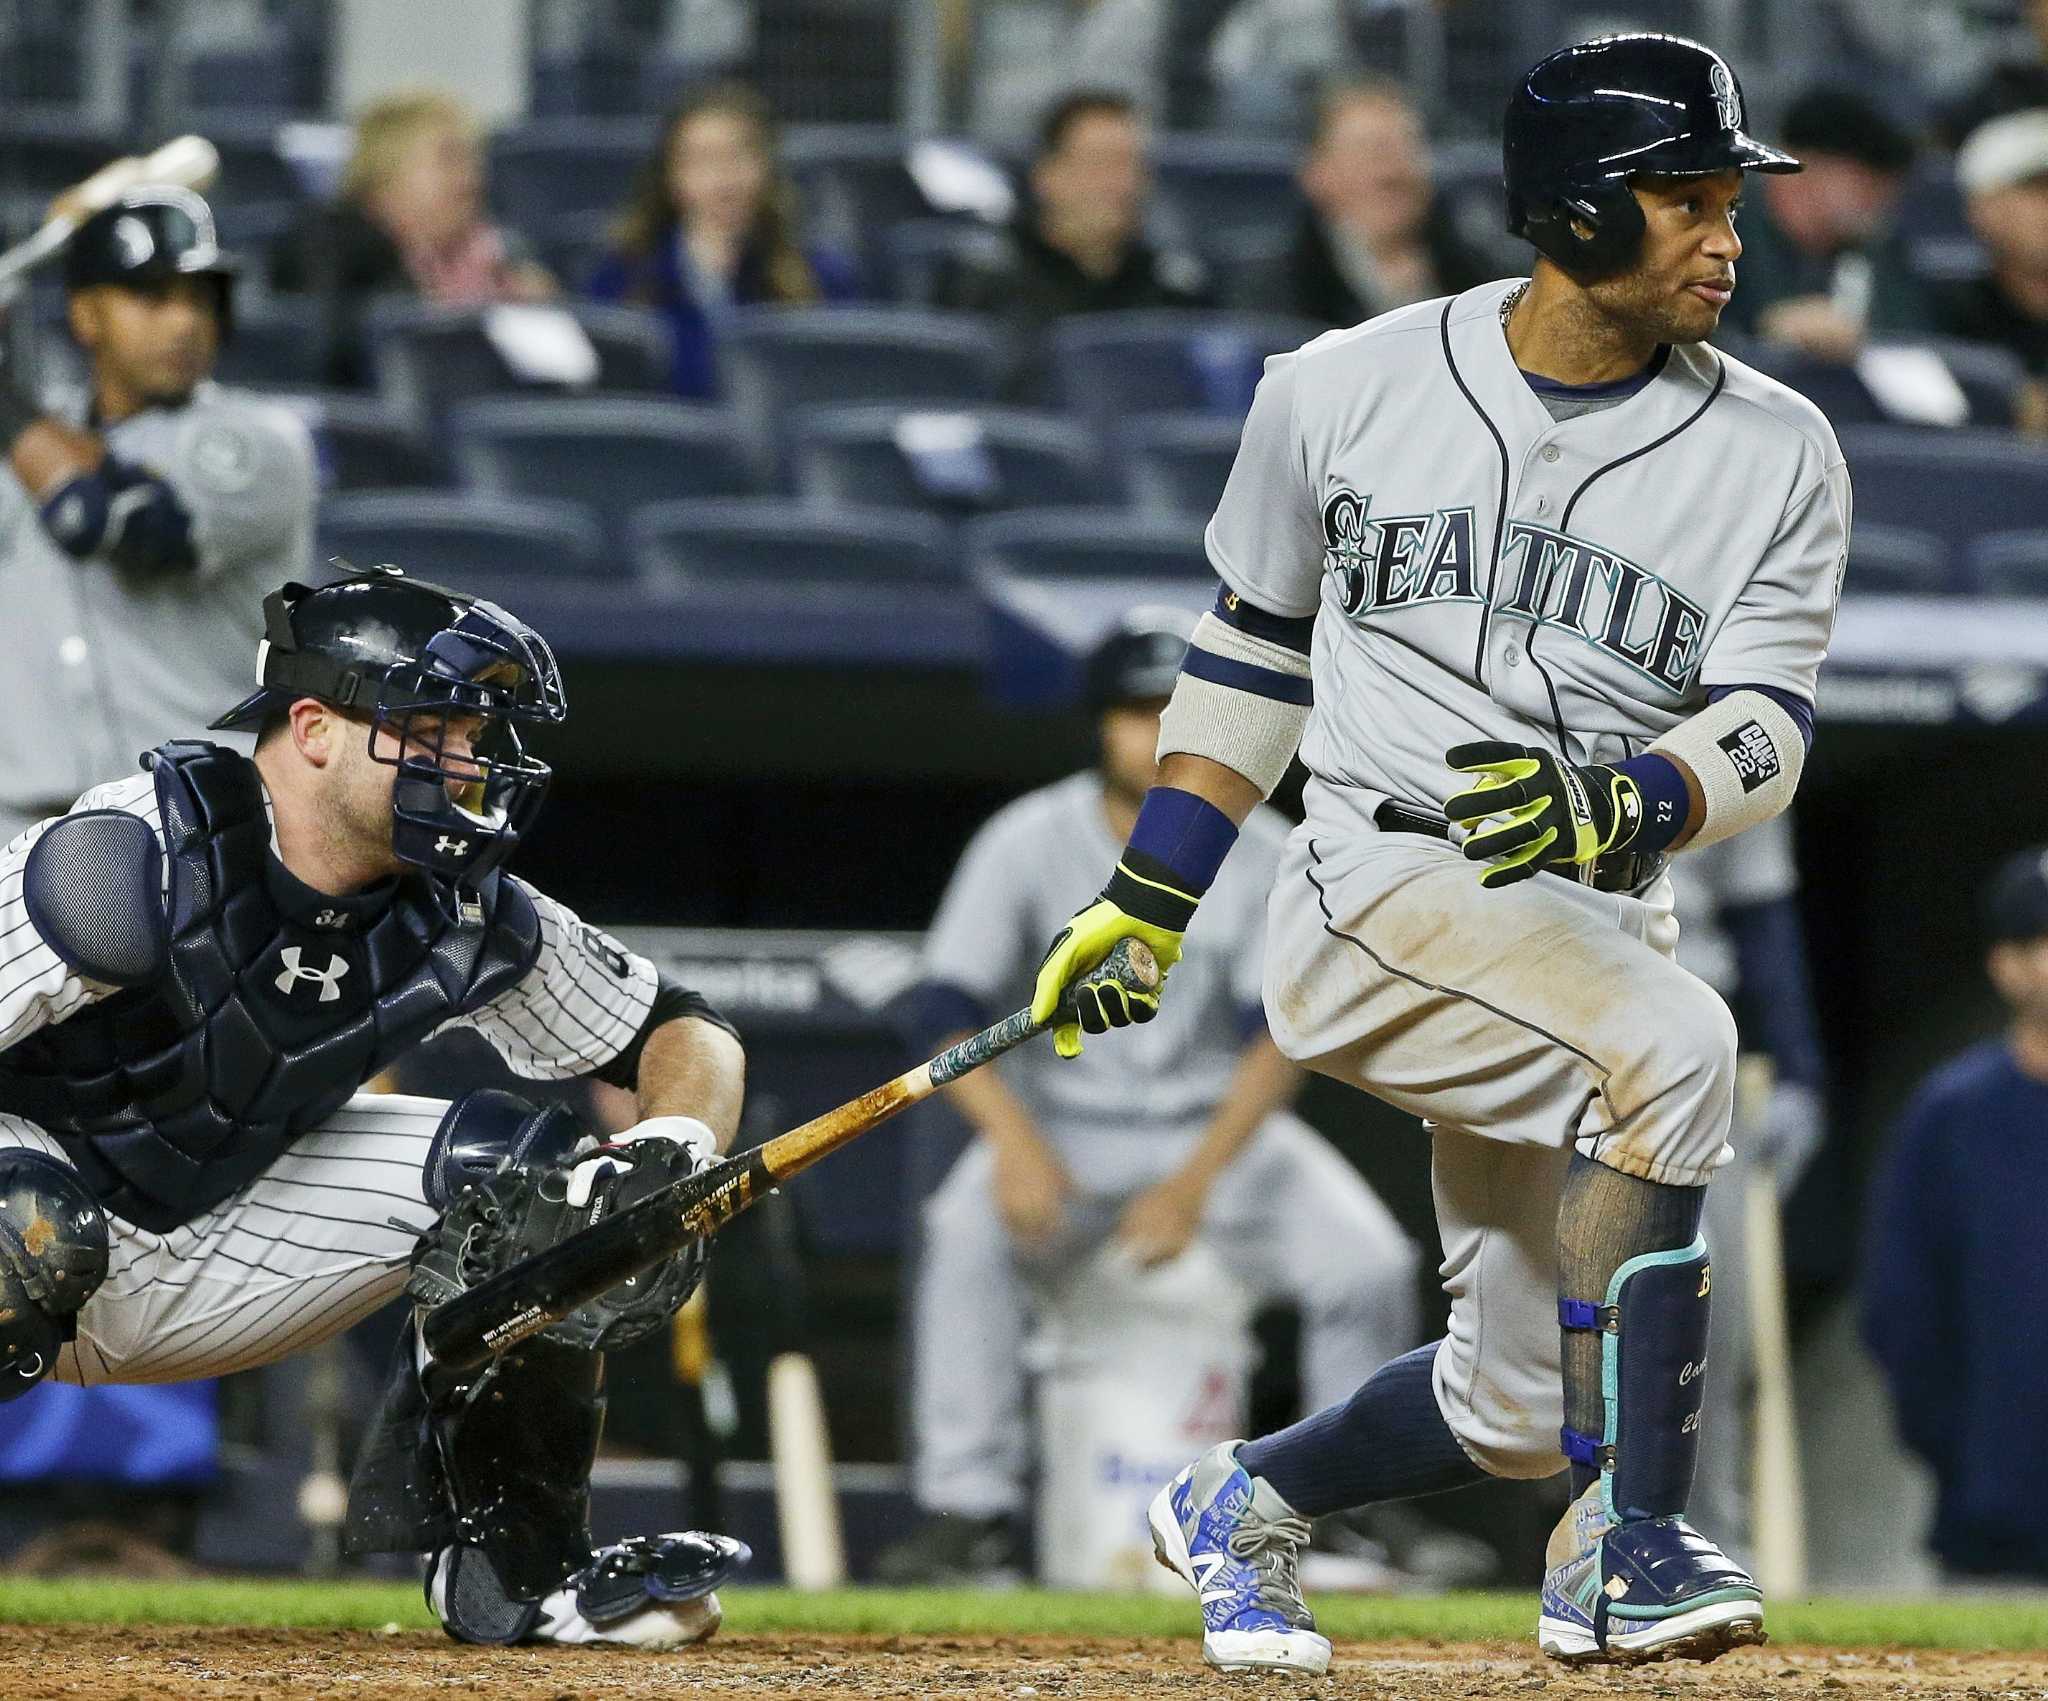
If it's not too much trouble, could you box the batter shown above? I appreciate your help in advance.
[1032,33,1849,1675]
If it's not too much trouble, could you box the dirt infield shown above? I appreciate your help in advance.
[2,1627,2043,1701]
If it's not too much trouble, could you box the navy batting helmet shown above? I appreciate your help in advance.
[212,565,567,890]
[64,185,238,330]
[1504,34,1799,278]
[1083,608,1195,712]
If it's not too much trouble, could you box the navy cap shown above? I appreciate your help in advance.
[1083,608,1194,711]
[1984,847,2048,944]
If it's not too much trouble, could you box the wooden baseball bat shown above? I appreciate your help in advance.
[420,937,1163,1373]
[0,135,221,294]
[1737,1054,1809,1596]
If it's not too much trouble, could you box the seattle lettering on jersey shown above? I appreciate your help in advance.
[1320,486,1709,695]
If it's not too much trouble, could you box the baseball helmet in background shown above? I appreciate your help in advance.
[1083,607,1196,711]
[64,185,239,331]
[1503,33,1800,278]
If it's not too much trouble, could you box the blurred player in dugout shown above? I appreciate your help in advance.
[0,185,314,844]
[880,613,1423,1586]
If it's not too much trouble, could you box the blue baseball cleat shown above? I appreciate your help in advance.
[1538,1484,1765,1666]
[1147,1441,1332,1676]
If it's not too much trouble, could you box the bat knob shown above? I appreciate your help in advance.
[1080,936,1161,997]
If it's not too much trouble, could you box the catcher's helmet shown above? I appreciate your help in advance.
[211,565,567,889]
[1083,608,1195,711]
[1504,34,1800,278]
[64,185,238,330]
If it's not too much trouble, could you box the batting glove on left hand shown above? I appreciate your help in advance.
[1444,740,1645,890]
[564,1115,719,1209]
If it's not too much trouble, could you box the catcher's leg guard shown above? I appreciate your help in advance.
[0,1150,109,1401]
[1542,1230,1761,1664]
[429,1529,750,1647]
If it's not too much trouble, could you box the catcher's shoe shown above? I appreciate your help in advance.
[430,1532,749,1648]
[1538,1484,1764,1666]
[1148,1441,1332,1676]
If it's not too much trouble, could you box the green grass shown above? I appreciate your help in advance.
[0,1582,2041,1652]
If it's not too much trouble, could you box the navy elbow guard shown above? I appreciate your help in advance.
[40,458,198,575]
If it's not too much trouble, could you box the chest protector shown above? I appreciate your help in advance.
[0,743,541,1232]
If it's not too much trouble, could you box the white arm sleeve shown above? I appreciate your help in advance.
[1204,350,1327,620]
[443,881,660,1080]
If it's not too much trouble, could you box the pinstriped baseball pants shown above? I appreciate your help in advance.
[0,1093,446,1385]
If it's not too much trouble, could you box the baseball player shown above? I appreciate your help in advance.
[0,565,750,1647]
[0,186,316,845]
[1030,34,1849,1675]
[1665,814,1829,1559]
[883,615,1418,1584]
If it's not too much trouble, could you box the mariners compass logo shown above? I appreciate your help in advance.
[1709,61,1741,131]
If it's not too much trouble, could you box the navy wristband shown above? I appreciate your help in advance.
[1126,786,1240,897]
[1613,752,1692,854]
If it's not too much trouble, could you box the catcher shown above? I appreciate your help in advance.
[0,563,748,1646]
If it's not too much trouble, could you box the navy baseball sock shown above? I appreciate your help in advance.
[1234,1342,1488,1517]
[1555,1152,1705,1499]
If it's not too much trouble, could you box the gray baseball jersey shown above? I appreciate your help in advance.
[0,381,317,831]
[1207,278,1850,843]
[923,770,1289,1134]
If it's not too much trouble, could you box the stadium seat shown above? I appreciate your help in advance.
[789,404,1104,514]
[880,217,1013,307]
[0,115,124,203]
[278,393,446,491]
[783,125,935,265]
[965,508,1211,581]
[631,497,956,590]
[1050,311,1322,432]
[1150,133,1300,260]
[317,493,608,592]
[486,119,648,227]
[367,301,672,432]
[716,306,1007,476]
[452,397,756,546]
[211,297,332,391]
[1124,413,1243,516]
[177,117,309,206]
[1845,524,1955,597]
[1839,427,2048,548]
[1965,531,2048,599]
[175,43,297,116]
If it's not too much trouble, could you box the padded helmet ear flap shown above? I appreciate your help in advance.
[1515,179,1646,279]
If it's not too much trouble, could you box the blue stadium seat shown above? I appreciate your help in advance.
[173,117,308,206]
[1150,133,1300,259]
[716,306,1007,476]
[212,297,332,390]
[631,498,955,589]
[1839,427,2048,547]
[789,404,1103,514]
[1050,311,1321,431]
[1124,413,1243,516]
[0,116,125,202]
[783,125,934,266]
[280,393,445,491]
[176,43,296,116]
[1846,524,1955,596]
[318,494,608,593]
[1965,531,2048,599]
[965,508,1211,580]
[367,301,672,432]
[486,119,648,227]
[453,397,756,547]
[880,217,1013,306]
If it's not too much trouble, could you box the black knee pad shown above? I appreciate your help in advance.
[0,1151,110,1401]
[1560,1235,1712,1522]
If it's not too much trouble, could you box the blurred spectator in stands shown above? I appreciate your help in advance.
[1718,88,1931,363]
[587,82,860,400]
[1938,0,2048,147]
[943,90,1211,398]
[1260,78,1494,328]
[270,91,558,386]
[1207,0,1352,133]
[1863,848,2048,1582]
[1934,109,2048,382]
[966,1,1166,147]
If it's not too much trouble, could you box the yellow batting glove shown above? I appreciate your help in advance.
[1443,740,1643,890]
[1031,883,1189,1058]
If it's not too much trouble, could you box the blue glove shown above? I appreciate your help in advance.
[39,458,197,575]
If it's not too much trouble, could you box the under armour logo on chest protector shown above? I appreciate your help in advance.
[275,946,351,1002]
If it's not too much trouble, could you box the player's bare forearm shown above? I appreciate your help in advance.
[1156,753,1265,828]
[634,1016,745,1151]
[8,415,102,498]
[1176,1034,1304,1190]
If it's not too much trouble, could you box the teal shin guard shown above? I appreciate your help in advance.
[1560,1236,1712,1521]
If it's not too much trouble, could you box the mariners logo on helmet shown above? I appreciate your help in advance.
[1710,61,1742,131]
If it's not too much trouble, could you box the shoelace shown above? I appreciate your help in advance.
[1225,1512,1315,1621]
